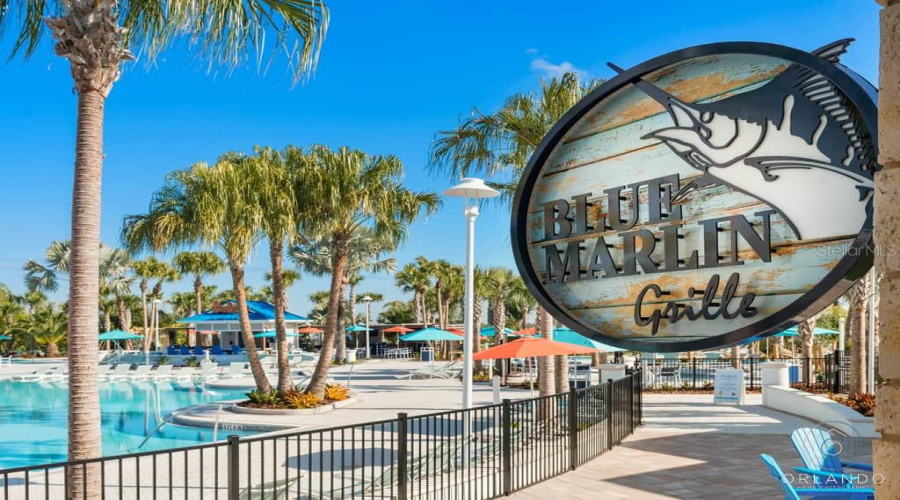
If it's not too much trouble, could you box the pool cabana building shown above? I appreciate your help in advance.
[178,300,311,351]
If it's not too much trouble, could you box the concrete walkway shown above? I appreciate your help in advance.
[511,394,874,499]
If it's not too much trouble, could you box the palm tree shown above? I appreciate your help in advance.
[173,251,226,315]
[122,159,272,394]
[378,301,416,325]
[290,145,439,397]
[485,267,525,383]
[431,72,602,397]
[26,307,68,357]
[131,258,164,342]
[255,146,300,393]
[395,260,432,323]
[169,292,198,319]
[147,262,179,350]
[849,272,871,393]
[264,270,302,309]
[2,1,328,490]
[291,224,399,364]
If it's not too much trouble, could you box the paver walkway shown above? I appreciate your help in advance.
[510,394,874,499]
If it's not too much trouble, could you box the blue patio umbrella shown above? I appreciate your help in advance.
[480,326,515,338]
[773,326,839,337]
[0,334,11,340]
[400,327,462,342]
[98,330,143,341]
[345,325,372,332]
[547,328,626,352]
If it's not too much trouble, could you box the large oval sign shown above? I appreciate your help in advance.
[512,41,878,352]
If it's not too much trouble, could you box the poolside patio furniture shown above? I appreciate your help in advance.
[790,428,873,487]
[180,346,190,355]
[210,345,224,355]
[398,360,462,380]
[167,346,178,355]
[127,364,154,381]
[231,345,242,355]
[656,365,682,386]
[103,363,134,381]
[759,454,873,499]
[193,361,220,379]
[220,362,249,379]
[11,365,63,382]
[193,345,205,356]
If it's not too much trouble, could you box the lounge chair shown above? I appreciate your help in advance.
[397,360,462,380]
[220,362,249,379]
[11,365,60,382]
[210,345,224,355]
[231,345,242,355]
[790,428,873,488]
[166,346,178,355]
[193,361,219,379]
[127,364,154,381]
[150,365,177,381]
[240,477,300,499]
[180,346,190,355]
[104,363,134,381]
[193,345,204,356]
[759,454,873,499]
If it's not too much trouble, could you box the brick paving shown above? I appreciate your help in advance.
[510,394,874,499]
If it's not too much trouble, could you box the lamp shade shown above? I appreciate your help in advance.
[443,178,500,199]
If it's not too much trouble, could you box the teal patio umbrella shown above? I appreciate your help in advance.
[773,326,839,337]
[346,325,372,349]
[549,328,626,353]
[253,330,301,359]
[0,334,11,340]
[400,327,462,367]
[480,326,514,338]
[98,330,143,351]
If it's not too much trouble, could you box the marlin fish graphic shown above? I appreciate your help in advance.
[609,40,876,241]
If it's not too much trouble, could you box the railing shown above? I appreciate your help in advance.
[638,357,844,391]
[0,371,642,499]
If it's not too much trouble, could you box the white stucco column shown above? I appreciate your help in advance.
[761,362,790,407]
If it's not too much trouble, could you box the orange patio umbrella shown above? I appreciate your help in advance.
[474,337,596,360]
[298,326,324,334]
[380,325,415,333]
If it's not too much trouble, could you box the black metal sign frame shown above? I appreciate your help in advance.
[511,41,877,352]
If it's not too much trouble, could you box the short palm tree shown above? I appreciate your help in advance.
[147,262,179,351]
[1,0,328,490]
[122,159,272,394]
[394,261,432,324]
[291,145,439,398]
[430,72,602,396]
[131,257,164,340]
[173,251,226,315]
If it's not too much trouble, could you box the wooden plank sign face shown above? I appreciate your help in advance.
[511,42,878,352]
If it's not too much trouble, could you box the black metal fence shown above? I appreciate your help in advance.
[638,356,852,392]
[0,371,642,499]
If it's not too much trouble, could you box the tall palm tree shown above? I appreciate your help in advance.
[173,251,226,315]
[290,145,439,397]
[485,267,525,383]
[131,258,164,342]
[291,224,399,364]
[122,159,272,393]
[264,270,302,309]
[378,300,416,325]
[1,1,328,490]
[849,271,871,394]
[431,72,601,396]
[255,146,300,393]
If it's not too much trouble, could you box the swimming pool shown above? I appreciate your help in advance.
[0,379,256,469]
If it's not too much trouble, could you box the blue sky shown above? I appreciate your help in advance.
[0,0,881,318]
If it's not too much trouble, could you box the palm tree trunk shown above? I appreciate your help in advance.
[538,307,555,396]
[850,275,869,394]
[269,240,292,393]
[66,88,105,500]
[798,317,816,384]
[436,283,445,328]
[115,295,126,331]
[336,282,347,362]
[555,355,569,394]
[194,276,203,315]
[229,261,271,392]
[307,237,349,398]
[140,283,149,351]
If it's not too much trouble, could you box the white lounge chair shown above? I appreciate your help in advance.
[104,363,134,381]
[11,365,61,382]
[220,362,249,379]
[193,361,220,379]
[127,364,154,381]
[398,360,462,380]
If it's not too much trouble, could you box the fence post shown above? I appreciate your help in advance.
[833,351,842,393]
[749,357,756,390]
[568,388,578,470]
[502,399,512,495]
[227,435,240,500]
[398,413,409,500]
[628,373,635,434]
[692,357,697,389]
[606,379,614,450]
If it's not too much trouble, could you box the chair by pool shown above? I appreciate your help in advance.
[759,454,872,499]
[11,365,60,382]
[210,345,224,355]
[104,363,134,381]
[127,364,153,381]
[221,362,248,379]
[790,428,873,488]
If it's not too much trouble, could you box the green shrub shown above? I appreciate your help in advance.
[184,356,200,367]
[246,390,285,408]
[156,355,170,366]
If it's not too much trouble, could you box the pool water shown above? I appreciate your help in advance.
[0,379,256,469]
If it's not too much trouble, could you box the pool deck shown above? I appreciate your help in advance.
[176,359,533,431]
[510,394,875,499]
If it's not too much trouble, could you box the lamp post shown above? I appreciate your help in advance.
[362,295,373,359]
[153,299,162,353]
[444,178,499,409]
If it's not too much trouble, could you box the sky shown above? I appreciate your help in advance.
[0,0,882,319]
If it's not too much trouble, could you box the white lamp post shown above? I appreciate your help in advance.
[153,298,162,353]
[362,295,373,359]
[444,178,500,409]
